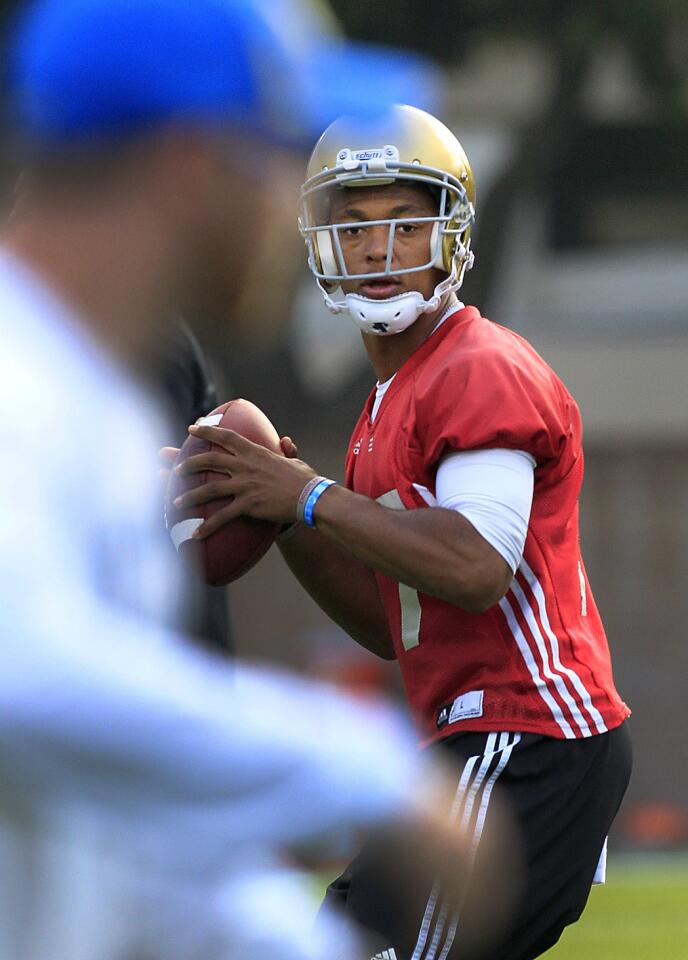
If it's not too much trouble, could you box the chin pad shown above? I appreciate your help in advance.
[315,229,338,277]
[344,291,426,336]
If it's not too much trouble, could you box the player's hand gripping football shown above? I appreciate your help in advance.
[158,435,298,484]
[170,426,315,537]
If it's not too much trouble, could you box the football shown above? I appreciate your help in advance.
[166,398,282,585]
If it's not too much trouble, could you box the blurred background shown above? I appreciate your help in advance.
[2,0,687,956]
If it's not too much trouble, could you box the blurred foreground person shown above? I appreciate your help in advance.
[175,106,633,959]
[154,319,234,652]
[0,3,493,958]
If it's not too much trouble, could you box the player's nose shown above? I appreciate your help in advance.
[364,224,391,264]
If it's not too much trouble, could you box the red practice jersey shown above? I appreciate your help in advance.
[345,306,630,746]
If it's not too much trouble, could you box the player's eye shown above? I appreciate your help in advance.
[343,225,364,237]
[397,222,420,235]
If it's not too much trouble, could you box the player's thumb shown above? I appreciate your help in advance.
[280,436,298,459]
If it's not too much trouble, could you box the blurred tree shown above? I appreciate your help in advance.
[329,0,687,117]
[327,0,687,306]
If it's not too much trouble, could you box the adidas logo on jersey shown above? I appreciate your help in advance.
[371,951,397,960]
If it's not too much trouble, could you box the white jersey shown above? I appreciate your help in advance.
[0,250,425,959]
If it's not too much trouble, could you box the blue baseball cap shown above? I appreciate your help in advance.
[10,0,438,148]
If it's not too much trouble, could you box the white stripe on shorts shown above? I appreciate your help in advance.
[411,732,521,960]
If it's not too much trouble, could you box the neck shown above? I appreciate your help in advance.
[2,199,176,374]
[362,293,458,382]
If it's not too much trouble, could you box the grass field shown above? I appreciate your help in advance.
[543,855,688,959]
[317,854,688,959]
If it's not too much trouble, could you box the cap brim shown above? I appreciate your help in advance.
[309,40,438,128]
[288,40,440,145]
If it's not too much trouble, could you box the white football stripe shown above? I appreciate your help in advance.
[169,518,202,551]
[197,413,223,427]
[520,560,607,734]
[499,593,575,738]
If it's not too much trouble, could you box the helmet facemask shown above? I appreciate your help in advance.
[299,156,475,336]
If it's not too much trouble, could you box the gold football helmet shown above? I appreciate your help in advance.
[299,104,476,334]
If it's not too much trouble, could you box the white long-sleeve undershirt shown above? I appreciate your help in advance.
[436,448,536,573]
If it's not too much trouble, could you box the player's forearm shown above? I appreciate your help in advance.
[277,525,396,659]
[172,423,509,612]
[312,484,511,612]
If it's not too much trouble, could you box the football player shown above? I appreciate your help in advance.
[177,105,633,959]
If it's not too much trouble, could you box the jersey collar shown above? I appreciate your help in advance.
[365,303,477,426]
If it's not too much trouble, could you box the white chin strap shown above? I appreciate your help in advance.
[343,290,438,336]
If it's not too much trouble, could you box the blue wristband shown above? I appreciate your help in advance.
[303,478,337,528]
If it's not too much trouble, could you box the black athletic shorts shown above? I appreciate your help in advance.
[321,722,632,960]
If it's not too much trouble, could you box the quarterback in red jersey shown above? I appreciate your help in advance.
[176,105,632,960]
[344,305,629,746]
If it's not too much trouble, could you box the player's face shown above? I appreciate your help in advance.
[328,183,446,301]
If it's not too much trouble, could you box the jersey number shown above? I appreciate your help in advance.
[377,490,422,650]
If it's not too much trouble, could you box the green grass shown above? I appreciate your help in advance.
[543,856,688,960]
[315,855,688,959]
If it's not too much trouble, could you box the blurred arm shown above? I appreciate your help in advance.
[0,435,426,871]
